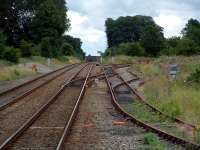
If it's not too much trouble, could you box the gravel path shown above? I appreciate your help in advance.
[64,80,145,150]
[0,64,86,145]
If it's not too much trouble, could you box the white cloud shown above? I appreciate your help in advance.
[67,10,106,55]
[154,14,185,37]
[66,0,200,55]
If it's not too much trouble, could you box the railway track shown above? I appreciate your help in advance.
[114,69,195,129]
[0,64,79,111]
[0,64,88,148]
[0,64,94,149]
[104,66,200,149]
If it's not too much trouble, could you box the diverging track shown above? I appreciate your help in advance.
[104,66,200,149]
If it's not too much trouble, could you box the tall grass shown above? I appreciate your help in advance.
[0,66,36,81]
[144,133,166,150]
[134,56,200,124]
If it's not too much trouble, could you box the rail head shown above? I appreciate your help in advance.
[56,64,94,150]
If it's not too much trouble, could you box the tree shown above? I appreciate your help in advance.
[20,40,34,57]
[105,15,156,48]
[116,42,146,56]
[141,25,165,56]
[182,19,200,46]
[63,35,85,58]
[0,31,7,58]
[176,38,200,56]
[61,43,75,56]
[32,0,70,43]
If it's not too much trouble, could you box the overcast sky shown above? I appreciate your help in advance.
[66,0,200,55]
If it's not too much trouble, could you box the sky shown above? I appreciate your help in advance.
[66,0,200,56]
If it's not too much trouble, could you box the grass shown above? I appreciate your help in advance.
[144,133,167,150]
[103,55,137,64]
[0,66,36,81]
[20,56,81,66]
[0,56,81,82]
[123,99,190,139]
[132,56,200,125]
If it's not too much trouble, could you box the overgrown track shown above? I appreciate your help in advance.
[104,66,200,149]
[0,64,93,150]
[0,64,79,111]
[113,68,195,129]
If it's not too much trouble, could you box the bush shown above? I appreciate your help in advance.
[187,66,200,83]
[0,31,7,58]
[20,40,34,57]
[144,133,166,150]
[40,37,53,58]
[118,42,146,56]
[61,42,75,56]
[160,47,177,56]
[176,38,200,56]
[3,47,21,63]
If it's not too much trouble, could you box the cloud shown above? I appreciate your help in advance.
[66,0,200,55]
[67,10,106,55]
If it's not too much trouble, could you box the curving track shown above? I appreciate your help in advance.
[104,66,200,149]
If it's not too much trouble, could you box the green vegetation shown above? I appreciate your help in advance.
[0,0,84,63]
[0,66,36,81]
[0,56,79,81]
[104,16,200,58]
[144,133,166,150]
[132,56,200,124]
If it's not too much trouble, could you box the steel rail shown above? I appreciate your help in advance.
[0,64,78,96]
[113,69,195,129]
[56,65,93,150]
[0,64,89,150]
[0,64,88,111]
[103,67,200,149]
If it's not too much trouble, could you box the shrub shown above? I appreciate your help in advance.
[176,38,200,56]
[40,37,53,58]
[187,66,200,83]
[117,42,146,56]
[61,42,75,56]
[0,31,7,58]
[20,40,34,57]
[144,133,166,150]
[3,47,21,63]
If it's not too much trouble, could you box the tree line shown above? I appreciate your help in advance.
[0,0,85,63]
[104,15,200,57]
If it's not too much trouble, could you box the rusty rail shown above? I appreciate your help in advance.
[0,64,88,111]
[104,67,200,149]
[0,64,89,150]
[113,69,195,129]
[56,65,93,150]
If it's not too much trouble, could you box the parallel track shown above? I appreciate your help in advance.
[104,66,200,149]
[0,64,93,149]
[0,64,79,111]
[113,68,195,129]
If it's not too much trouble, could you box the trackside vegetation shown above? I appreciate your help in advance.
[104,16,200,57]
[0,0,85,63]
